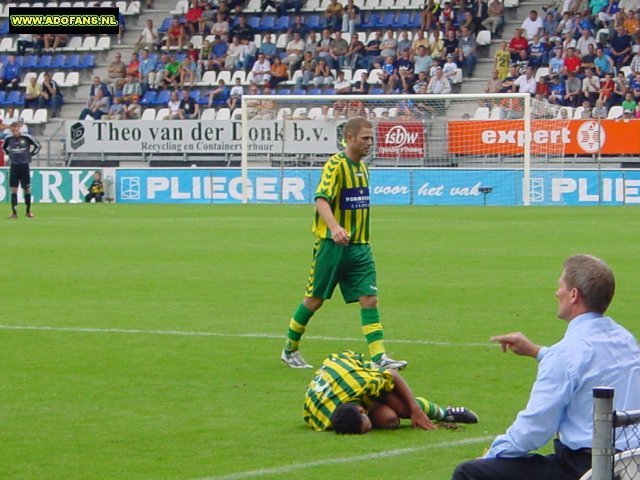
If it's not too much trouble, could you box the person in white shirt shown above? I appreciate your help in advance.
[251,53,271,85]
[282,32,305,67]
[135,19,159,53]
[333,70,351,94]
[426,67,451,94]
[442,54,458,79]
[521,10,543,40]
[514,66,537,94]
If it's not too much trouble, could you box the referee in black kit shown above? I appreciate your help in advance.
[3,121,40,219]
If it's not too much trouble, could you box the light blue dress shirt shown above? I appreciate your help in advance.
[486,312,640,458]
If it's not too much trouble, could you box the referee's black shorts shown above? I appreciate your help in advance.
[9,163,31,189]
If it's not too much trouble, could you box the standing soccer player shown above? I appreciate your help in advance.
[4,122,40,219]
[281,117,407,370]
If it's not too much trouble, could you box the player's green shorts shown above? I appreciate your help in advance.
[304,238,378,303]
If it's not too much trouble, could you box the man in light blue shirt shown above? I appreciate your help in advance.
[452,254,640,480]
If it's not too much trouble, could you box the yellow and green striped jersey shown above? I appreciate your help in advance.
[303,351,395,432]
[312,152,370,244]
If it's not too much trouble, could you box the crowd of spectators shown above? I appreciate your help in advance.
[485,0,640,119]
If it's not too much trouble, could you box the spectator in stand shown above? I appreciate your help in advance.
[334,70,352,94]
[251,53,271,85]
[380,55,399,93]
[619,0,640,15]
[427,66,451,93]
[515,65,537,94]
[610,25,633,68]
[563,47,581,76]
[575,12,595,35]
[442,53,458,80]
[311,58,333,86]
[548,75,567,105]
[396,49,415,92]
[528,34,545,69]
[162,55,182,89]
[38,72,62,116]
[411,30,429,55]
[197,3,216,35]
[269,56,290,87]
[125,95,142,120]
[483,0,505,37]
[211,13,230,41]
[499,65,519,92]
[543,11,559,40]
[364,31,383,69]
[238,37,257,71]
[126,52,140,82]
[599,72,615,103]
[414,45,434,75]
[485,69,503,93]
[395,31,411,55]
[79,89,110,120]
[581,43,597,71]
[135,19,159,53]
[438,2,455,31]
[297,52,318,88]
[458,25,477,77]
[230,16,254,42]
[592,99,607,118]
[624,8,640,34]
[630,72,640,97]
[495,41,511,79]
[521,10,543,40]
[610,71,628,107]
[565,70,582,107]
[105,97,125,120]
[304,31,319,56]
[469,0,489,33]
[179,56,197,87]
[582,67,600,106]
[164,90,181,119]
[576,28,597,57]
[352,71,370,94]
[556,11,577,38]
[345,34,365,69]
[420,0,440,31]
[278,0,304,16]
[16,34,44,56]
[622,91,637,111]
[594,46,615,76]
[44,34,68,51]
[342,0,361,35]
[138,49,157,90]
[207,79,230,108]
[508,28,529,61]
[208,36,229,72]
[226,78,244,110]
[259,33,277,62]
[121,74,142,103]
[536,75,550,97]
[630,50,640,75]
[152,53,171,89]
[380,30,398,59]
[288,15,309,40]
[329,31,349,69]
[325,0,343,31]
[107,52,126,89]
[599,0,620,28]
[23,76,41,109]
[178,88,199,119]
[560,31,576,52]
[282,32,305,70]
[514,48,530,75]
[184,0,203,37]
[0,55,20,91]
[225,36,242,70]
[410,70,427,92]
[164,17,186,51]
[443,29,459,57]
[90,76,111,99]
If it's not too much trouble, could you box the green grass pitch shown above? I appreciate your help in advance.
[2,204,640,480]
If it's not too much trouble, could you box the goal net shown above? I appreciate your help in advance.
[239,93,573,206]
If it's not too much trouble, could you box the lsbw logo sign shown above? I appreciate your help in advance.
[376,122,425,159]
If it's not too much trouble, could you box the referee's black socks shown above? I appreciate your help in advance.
[25,193,31,213]
[10,193,17,214]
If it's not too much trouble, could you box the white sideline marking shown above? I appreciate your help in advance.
[194,436,494,480]
[0,325,490,348]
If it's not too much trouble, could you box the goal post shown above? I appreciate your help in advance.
[240,93,570,206]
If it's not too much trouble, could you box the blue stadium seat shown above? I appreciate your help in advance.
[0,20,8,35]
[396,12,410,27]
[0,91,6,106]
[36,55,52,69]
[189,90,201,103]
[158,17,172,33]
[360,13,380,29]
[293,88,306,95]
[407,12,421,28]
[259,15,276,31]
[324,88,336,95]
[64,54,80,69]
[21,55,38,69]
[370,87,385,95]
[6,91,24,106]
[248,16,260,30]
[276,16,290,31]
[378,12,396,28]
[174,52,187,61]
[51,54,67,69]
[308,88,322,95]
[79,54,95,68]
[155,89,171,106]
[278,88,291,95]
[230,16,241,28]
[305,15,321,30]
[140,91,157,106]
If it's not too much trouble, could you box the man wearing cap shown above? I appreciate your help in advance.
[4,122,40,219]
[443,54,459,79]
